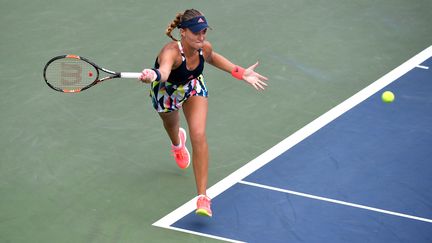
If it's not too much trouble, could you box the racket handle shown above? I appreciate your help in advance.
[120,72,141,79]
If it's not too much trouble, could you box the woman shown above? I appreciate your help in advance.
[140,9,268,217]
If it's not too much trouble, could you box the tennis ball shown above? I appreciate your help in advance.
[382,91,395,103]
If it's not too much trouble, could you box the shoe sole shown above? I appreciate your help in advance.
[196,208,212,217]
[178,128,191,169]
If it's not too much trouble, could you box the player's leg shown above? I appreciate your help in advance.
[159,110,191,169]
[182,96,209,194]
[182,95,212,216]
[158,110,181,146]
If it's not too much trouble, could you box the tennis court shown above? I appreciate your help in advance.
[1,0,432,242]
[154,47,432,242]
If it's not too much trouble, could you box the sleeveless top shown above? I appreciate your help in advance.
[154,41,205,85]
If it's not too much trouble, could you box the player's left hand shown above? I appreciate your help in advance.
[243,62,268,90]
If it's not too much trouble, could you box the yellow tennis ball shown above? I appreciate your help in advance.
[382,91,395,103]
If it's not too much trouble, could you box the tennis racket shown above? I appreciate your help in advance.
[43,54,141,93]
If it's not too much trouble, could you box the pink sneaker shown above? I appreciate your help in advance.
[195,195,212,217]
[171,128,190,169]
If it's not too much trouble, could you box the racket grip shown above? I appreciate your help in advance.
[120,72,142,79]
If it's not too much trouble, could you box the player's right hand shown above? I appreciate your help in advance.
[139,69,157,83]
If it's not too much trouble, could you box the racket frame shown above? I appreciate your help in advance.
[43,54,139,93]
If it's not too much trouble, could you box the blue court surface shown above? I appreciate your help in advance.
[153,46,432,242]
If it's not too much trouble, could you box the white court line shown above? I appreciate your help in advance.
[416,64,429,69]
[158,226,246,243]
[240,180,432,224]
[153,45,432,235]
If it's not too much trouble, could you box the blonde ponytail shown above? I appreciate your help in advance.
[166,12,183,41]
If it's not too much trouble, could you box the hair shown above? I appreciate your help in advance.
[166,9,203,41]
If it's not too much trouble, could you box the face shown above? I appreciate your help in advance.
[181,28,207,50]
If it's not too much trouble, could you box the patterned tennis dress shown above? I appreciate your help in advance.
[150,41,208,113]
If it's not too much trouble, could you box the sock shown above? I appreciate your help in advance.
[198,194,208,199]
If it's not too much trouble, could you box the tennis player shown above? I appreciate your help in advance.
[139,9,268,217]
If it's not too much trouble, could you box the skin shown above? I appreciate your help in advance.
[140,25,268,196]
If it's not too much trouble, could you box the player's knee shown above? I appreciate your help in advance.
[190,130,207,145]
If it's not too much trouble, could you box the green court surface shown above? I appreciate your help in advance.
[1,0,431,242]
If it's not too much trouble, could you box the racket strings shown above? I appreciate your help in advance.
[45,58,97,90]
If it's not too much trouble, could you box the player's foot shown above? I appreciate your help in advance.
[195,195,212,217]
[171,127,190,169]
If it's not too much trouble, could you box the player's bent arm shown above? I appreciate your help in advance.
[204,42,236,74]
[203,42,248,81]
[203,41,268,90]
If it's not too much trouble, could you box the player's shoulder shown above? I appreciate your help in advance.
[158,41,181,60]
[158,41,185,68]
[202,41,213,59]
[203,41,213,51]
[161,41,180,53]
